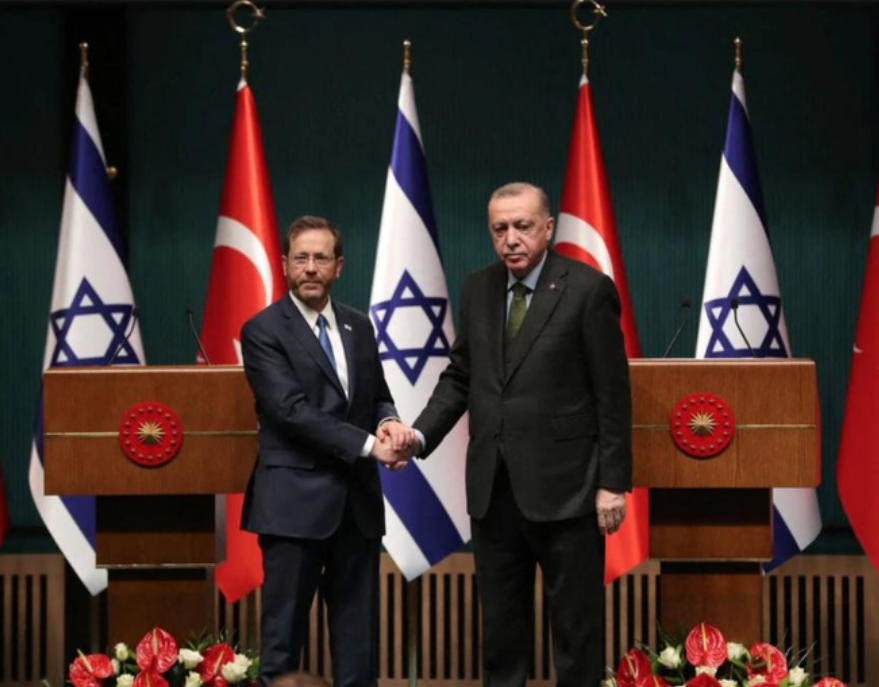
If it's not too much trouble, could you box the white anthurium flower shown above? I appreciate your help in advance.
[178,648,204,670]
[718,680,738,687]
[185,671,204,687]
[727,642,748,661]
[747,676,768,686]
[114,643,130,662]
[111,659,120,676]
[220,654,252,684]
[788,666,808,686]
[116,675,134,687]
[695,666,718,677]
[657,645,682,669]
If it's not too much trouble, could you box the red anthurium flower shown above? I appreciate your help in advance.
[685,675,722,687]
[69,652,114,687]
[814,679,848,687]
[133,671,170,687]
[616,649,652,687]
[135,627,179,674]
[636,676,671,687]
[747,642,788,682]
[684,623,727,668]
[198,643,236,685]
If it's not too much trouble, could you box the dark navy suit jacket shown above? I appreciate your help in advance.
[240,294,397,540]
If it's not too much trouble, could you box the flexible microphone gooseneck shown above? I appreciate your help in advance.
[662,297,692,359]
[186,307,212,365]
[730,298,758,358]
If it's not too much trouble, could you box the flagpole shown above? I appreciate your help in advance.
[570,0,607,77]
[79,42,89,78]
[734,36,743,72]
[226,0,266,81]
[402,42,421,687]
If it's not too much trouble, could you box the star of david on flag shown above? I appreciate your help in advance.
[371,271,451,385]
[49,278,137,366]
[695,64,821,573]
[702,267,788,358]
[28,69,144,595]
[369,64,469,580]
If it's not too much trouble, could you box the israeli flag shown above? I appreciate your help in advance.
[369,70,470,580]
[695,68,821,571]
[28,74,144,594]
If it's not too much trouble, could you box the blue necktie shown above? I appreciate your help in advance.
[317,314,337,370]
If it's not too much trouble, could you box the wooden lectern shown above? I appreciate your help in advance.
[630,359,819,643]
[42,366,256,645]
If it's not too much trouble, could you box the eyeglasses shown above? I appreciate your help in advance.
[290,254,335,268]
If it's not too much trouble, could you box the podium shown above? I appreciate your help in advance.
[42,366,256,645]
[630,359,819,643]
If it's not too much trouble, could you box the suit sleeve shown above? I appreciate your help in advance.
[241,317,370,465]
[583,275,633,492]
[413,275,473,457]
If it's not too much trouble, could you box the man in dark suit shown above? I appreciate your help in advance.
[412,183,632,687]
[240,215,414,687]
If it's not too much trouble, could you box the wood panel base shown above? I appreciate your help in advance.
[107,569,212,646]
[659,563,762,644]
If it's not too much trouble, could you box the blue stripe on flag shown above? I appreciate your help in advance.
[32,390,97,548]
[763,505,799,573]
[723,93,768,230]
[390,110,441,253]
[380,462,463,565]
[69,120,125,262]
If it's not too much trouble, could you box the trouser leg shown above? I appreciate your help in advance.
[472,464,536,687]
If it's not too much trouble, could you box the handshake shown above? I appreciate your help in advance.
[370,420,421,472]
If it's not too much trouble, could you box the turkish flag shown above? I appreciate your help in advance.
[554,76,648,584]
[202,80,285,602]
[837,188,879,574]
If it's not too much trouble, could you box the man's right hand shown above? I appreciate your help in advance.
[371,439,409,471]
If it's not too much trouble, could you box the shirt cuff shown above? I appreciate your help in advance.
[413,429,426,455]
[361,434,376,458]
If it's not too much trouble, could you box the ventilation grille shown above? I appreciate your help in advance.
[217,554,878,686]
[0,554,65,687]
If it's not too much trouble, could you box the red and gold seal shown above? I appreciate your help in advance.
[670,393,735,458]
[118,402,183,468]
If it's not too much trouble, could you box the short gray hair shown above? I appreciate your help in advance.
[489,182,551,217]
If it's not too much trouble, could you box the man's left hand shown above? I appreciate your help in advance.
[377,420,418,455]
[596,489,626,535]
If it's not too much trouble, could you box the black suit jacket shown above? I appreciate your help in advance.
[240,295,397,540]
[414,250,632,522]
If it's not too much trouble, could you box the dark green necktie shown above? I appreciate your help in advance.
[505,282,530,344]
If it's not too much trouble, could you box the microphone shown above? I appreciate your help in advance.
[661,298,692,359]
[186,307,212,365]
[730,298,758,358]
[108,307,139,365]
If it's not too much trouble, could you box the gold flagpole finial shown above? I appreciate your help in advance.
[734,36,743,72]
[570,0,607,77]
[79,42,89,78]
[403,39,412,75]
[226,0,266,81]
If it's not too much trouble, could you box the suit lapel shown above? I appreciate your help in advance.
[335,303,357,404]
[485,263,508,384]
[281,296,346,397]
[504,252,567,386]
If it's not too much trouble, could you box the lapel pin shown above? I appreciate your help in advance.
[549,282,557,291]
[344,323,353,331]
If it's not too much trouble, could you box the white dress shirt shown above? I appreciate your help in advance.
[289,292,375,457]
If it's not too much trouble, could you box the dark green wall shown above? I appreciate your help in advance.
[2,3,878,555]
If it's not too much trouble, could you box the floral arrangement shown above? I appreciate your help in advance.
[69,627,259,687]
[606,622,847,687]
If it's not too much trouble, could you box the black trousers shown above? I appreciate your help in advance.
[472,463,605,687]
[257,503,381,687]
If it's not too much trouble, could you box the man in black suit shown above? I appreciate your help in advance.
[240,215,414,687]
[412,183,632,687]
